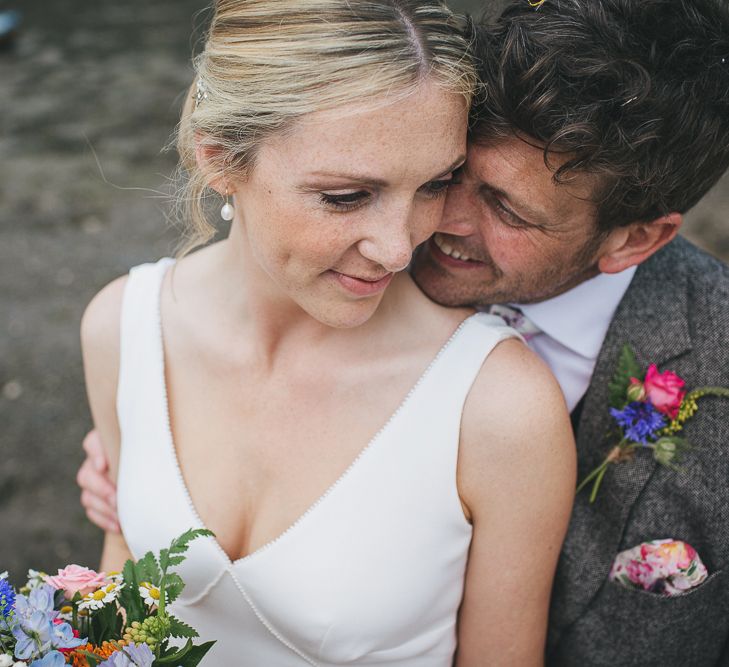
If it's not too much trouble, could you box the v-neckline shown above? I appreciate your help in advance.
[154,260,477,568]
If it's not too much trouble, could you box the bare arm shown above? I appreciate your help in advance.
[456,339,576,666]
[80,275,133,571]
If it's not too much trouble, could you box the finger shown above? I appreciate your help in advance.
[81,490,120,531]
[80,489,118,521]
[76,459,116,497]
[82,429,98,455]
[82,430,108,472]
[77,459,117,506]
[86,508,121,534]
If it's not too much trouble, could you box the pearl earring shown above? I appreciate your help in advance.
[220,189,235,221]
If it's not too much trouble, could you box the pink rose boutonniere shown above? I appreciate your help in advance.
[577,345,729,503]
[630,364,686,419]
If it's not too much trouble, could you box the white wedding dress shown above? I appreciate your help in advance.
[116,258,518,666]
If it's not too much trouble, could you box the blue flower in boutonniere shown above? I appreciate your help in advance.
[577,345,729,503]
[609,401,666,444]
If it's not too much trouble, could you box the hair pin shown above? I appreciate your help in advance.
[194,78,209,108]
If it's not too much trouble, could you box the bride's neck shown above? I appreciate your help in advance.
[213,226,384,360]
[183,226,417,368]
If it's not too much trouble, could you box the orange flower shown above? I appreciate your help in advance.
[68,640,126,667]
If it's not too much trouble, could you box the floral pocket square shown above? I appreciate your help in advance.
[609,539,708,596]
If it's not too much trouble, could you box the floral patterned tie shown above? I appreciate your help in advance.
[487,304,541,341]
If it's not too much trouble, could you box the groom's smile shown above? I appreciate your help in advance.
[431,232,486,265]
[411,136,609,308]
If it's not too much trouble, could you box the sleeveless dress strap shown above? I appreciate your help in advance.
[360,311,521,528]
[116,257,231,602]
[116,257,175,425]
[423,312,521,408]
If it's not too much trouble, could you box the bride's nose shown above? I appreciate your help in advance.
[357,204,415,273]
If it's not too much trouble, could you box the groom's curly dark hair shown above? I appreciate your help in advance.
[470,0,729,231]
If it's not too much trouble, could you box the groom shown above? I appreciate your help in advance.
[77,0,729,663]
[412,0,729,664]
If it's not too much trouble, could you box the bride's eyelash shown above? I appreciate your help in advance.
[319,191,369,211]
[319,177,453,212]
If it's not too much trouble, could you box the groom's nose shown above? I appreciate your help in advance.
[438,181,480,238]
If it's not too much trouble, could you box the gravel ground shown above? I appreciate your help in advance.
[1,0,727,580]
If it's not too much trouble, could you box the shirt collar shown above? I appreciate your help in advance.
[514,267,637,360]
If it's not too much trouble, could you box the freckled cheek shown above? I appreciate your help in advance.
[272,215,352,276]
[241,197,299,275]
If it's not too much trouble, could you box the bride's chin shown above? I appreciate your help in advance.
[304,298,382,330]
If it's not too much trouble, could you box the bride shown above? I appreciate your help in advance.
[81,0,575,664]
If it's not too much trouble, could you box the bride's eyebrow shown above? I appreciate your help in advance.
[304,155,467,188]
[305,172,389,188]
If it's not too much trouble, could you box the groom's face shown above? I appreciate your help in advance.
[411,136,609,306]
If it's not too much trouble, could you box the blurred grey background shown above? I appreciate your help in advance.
[1,0,727,579]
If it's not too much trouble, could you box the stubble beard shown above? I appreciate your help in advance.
[411,235,604,308]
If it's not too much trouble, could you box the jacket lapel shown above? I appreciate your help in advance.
[550,239,694,644]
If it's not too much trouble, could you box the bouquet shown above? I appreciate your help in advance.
[0,529,215,667]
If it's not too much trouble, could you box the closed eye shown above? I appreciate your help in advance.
[481,188,529,228]
[319,190,370,212]
[419,178,453,200]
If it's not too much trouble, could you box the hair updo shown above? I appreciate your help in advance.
[175,0,476,253]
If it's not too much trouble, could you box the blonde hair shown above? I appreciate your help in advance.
[176,0,476,254]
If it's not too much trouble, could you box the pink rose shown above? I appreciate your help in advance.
[641,364,686,420]
[45,565,109,600]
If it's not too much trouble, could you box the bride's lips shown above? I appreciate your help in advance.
[331,270,394,296]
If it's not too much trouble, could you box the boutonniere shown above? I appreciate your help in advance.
[577,345,729,503]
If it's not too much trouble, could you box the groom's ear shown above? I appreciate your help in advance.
[596,212,682,274]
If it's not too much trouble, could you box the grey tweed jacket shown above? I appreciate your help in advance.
[546,237,729,666]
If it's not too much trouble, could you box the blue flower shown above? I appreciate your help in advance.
[13,610,54,659]
[610,400,666,444]
[99,642,155,667]
[14,585,55,618]
[51,619,84,651]
[30,651,67,667]
[0,577,15,617]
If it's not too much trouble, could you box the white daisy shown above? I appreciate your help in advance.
[57,604,74,621]
[24,569,47,590]
[139,581,161,608]
[106,571,125,584]
[78,581,125,612]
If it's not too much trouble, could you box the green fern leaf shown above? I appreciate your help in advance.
[608,344,642,408]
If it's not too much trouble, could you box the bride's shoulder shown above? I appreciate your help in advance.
[80,273,130,370]
[80,272,132,469]
[81,253,181,361]
[458,338,576,513]
[464,338,572,452]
